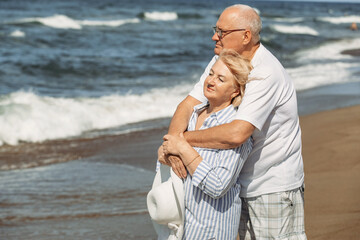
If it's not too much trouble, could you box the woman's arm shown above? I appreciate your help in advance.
[191,142,252,199]
[162,133,202,176]
[163,134,253,199]
[159,95,201,178]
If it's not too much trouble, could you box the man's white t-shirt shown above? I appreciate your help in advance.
[189,44,304,198]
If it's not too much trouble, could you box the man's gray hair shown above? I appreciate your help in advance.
[226,4,262,44]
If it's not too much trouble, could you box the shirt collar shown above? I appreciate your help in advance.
[193,102,237,125]
[250,43,263,68]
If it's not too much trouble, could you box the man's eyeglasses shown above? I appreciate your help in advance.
[212,26,246,38]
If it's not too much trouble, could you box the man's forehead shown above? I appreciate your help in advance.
[217,10,241,28]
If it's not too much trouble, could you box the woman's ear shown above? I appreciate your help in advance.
[231,88,240,99]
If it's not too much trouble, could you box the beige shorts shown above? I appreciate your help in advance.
[239,186,307,240]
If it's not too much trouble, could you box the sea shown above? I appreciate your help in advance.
[0,0,360,239]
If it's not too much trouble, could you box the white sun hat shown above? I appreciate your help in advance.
[147,164,184,240]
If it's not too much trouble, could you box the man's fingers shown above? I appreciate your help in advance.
[168,155,187,178]
[163,134,171,141]
[177,163,187,178]
[172,165,183,178]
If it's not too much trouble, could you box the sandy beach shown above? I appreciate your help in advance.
[300,105,360,239]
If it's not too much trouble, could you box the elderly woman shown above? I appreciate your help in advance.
[161,49,253,240]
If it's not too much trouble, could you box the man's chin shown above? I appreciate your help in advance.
[214,47,221,55]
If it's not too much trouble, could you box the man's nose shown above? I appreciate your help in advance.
[212,32,219,41]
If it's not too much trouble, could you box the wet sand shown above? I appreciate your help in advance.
[114,104,360,239]
[300,105,360,239]
[341,48,360,56]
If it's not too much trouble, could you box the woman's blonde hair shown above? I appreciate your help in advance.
[219,49,253,107]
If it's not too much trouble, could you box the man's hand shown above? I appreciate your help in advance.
[158,143,187,178]
[157,145,170,166]
[166,155,187,179]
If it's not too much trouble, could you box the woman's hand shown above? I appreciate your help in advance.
[162,133,189,156]
[162,133,189,178]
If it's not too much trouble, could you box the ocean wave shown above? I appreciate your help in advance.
[79,18,140,27]
[270,24,319,36]
[294,38,360,62]
[139,11,178,21]
[289,38,360,90]
[13,14,140,30]
[272,17,305,23]
[9,29,25,37]
[177,13,203,19]
[317,15,360,24]
[18,15,82,29]
[0,86,190,146]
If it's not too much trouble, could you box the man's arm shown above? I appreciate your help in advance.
[184,120,255,149]
[168,95,201,135]
[160,95,201,178]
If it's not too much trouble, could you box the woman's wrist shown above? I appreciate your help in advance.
[185,154,200,167]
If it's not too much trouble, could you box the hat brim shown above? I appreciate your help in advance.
[147,164,185,239]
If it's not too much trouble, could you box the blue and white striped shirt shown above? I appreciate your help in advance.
[183,102,253,240]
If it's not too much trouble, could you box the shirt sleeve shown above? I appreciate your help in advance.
[191,138,253,199]
[188,55,218,103]
[235,72,280,131]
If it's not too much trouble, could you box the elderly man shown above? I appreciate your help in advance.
[161,4,306,240]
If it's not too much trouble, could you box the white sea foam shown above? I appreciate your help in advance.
[79,18,140,27]
[17,14,140,30]
[21,15,82,29]
[272,17,305,23]
[9,30,25,37]
[288,38,360,90]
[294,37,360,61]
[0,85,191,146]
[318,15,360,24]
[144,11,178,21]
[271,24,319,36]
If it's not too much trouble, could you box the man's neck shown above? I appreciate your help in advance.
[242,42,260,61]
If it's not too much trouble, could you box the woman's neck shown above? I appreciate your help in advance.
[207,101,231,114]
[195,101,231,130]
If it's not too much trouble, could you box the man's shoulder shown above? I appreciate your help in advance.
[251,45,286,80]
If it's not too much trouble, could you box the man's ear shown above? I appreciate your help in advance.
[243,30,252,45]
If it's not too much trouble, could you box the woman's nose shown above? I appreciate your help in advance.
[208,76,215,85]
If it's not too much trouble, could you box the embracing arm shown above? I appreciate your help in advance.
[167,95,201,135]
[184,119,255,149]
[163,134,253,199]
[158,95,201,178]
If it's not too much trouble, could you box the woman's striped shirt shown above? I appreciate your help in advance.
[183,102,253,240]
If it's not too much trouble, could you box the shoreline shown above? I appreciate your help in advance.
[0,91,359,239]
